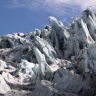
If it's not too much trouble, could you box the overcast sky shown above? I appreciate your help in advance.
[0,0,96,35]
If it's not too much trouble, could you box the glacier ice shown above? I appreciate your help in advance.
[1,7,96,96]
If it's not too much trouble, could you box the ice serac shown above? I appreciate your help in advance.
[34,47,51,79]
[82,7,96,41]
[53,70,90,94]
[87,43,96,73]
[49,16,70,58]
[87,15,96,40]
[74,18,94,45]
[49,16,70,48]
[19,59,39,75]
[82,7,96,22]
[35,36,58,63]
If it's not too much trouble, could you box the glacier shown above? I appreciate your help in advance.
[0,7,96,96]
